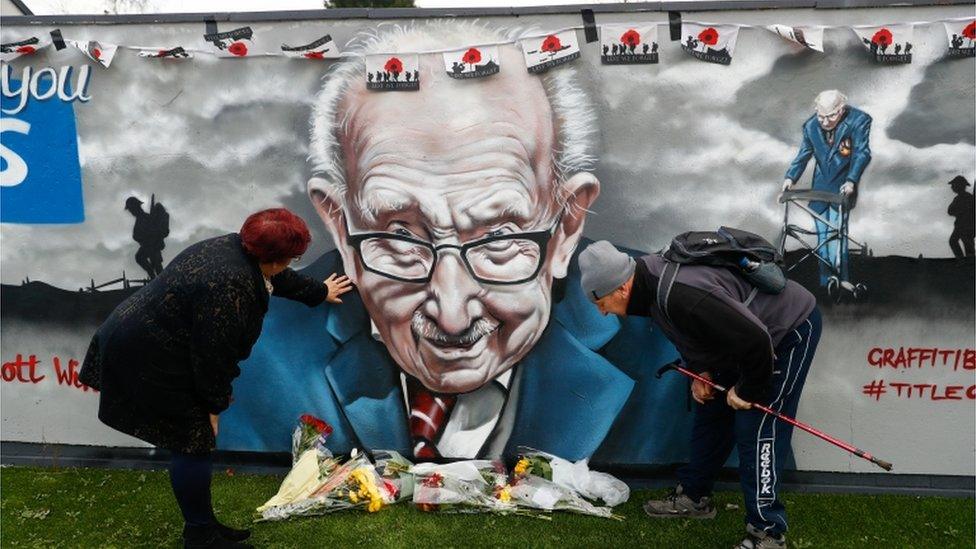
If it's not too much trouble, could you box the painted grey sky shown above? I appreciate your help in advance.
[1,17,973,289]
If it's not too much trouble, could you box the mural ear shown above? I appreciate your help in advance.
[550,172,601,279]
[308,177,358,283]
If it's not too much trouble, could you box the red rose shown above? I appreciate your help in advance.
[620,29,641,48]
[540,35,562,53]
[422,472,444,488]
[92,48,102,59]
[871,28,893,47]
[304,51,325,59]
[16,46,36,54]
[963,21,976,40]
[228,41,248,56]
[461,48,482,65]
[382,479,399,498]
[157,49,167,56]
[384,56,403,74]
[698,27,719,46]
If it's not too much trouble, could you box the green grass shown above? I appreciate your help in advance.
[1,466,973,548]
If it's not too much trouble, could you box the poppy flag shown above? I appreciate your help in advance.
[599,24,659,64]
[366,54,420,91]
[442,45,500,79]
[852,24,915,64]
[943,19,975,59]
[519,30,581,74]
[680,22,740,65]
[68,40,119,69]
[766,25,825,53]
[0,36,51,62]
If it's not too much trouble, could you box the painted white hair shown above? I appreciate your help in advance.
[814,89,847,114]
[307,20,597,209]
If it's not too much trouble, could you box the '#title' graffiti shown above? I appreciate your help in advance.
[1,64,91,115]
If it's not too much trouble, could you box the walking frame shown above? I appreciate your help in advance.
[777,189,868,301]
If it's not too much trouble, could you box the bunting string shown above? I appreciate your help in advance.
[1,16,973,68]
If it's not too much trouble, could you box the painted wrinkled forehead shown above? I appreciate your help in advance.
[336,45,555,192]
[814,91,846,116]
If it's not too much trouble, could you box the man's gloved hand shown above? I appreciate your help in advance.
[691,371,716,404]
[840,181,855,196]
[781,179,794,192]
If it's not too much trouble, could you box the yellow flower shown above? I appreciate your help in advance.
[498,486,512,503]
[514,458,530,476]
[348,491,359,503]
[367,497,383,513]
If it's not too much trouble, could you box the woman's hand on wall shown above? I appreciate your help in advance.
[324,273,353,304]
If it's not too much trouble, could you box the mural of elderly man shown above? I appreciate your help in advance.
[782,90,872,288]
[220,23,690,463]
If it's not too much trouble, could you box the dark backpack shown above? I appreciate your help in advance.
[149,203,170,241]
[657,227,786,320]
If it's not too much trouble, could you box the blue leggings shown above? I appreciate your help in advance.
[168,451,214,527]
[678,308,822,536]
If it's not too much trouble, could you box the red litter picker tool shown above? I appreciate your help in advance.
[656,360,893,471]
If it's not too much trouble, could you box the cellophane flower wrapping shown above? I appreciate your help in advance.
[374,449,415,502]
[515,447,629,507]
[411,460,517,514]
[291,414,334,464]
[507,448,625,519]
[256,449,393,521]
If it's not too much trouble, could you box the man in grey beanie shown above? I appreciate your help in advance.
[579,240,821,549]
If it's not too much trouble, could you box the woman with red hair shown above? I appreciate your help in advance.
[80,208,351,548]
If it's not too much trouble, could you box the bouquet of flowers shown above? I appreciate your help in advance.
[514,447,630,507]
[374,449,415,502]
[256,449,396,521]
[505,449,624,519]
[411,460,519,514]
[291,414,333,464]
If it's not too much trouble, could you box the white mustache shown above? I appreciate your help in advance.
[411,311,499,347]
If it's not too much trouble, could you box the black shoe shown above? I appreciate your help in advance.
[213,519,251,542]
[183,524,253,549]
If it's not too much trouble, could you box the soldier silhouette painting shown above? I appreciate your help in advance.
[947,175,975,258]
[125,195,169,279]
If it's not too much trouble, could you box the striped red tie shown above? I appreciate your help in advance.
[405,377,457,460]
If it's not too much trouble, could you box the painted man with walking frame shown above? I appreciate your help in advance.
[782,90,872,288]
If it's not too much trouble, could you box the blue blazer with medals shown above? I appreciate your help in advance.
[785,107,872,213]
[218,244,694,465]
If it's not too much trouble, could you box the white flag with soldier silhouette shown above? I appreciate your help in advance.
[280,33,341,60]
[943,19,976,58]
[68,40,119,69]
[766,25,824,53]
[600,24,659,64]
[852,24,915,64]
[519,30,581,74]
[442,45,500,79]
[680,23,740,65]
[0,36,50,62]
[366,54,420,91]
[203,25,255,58]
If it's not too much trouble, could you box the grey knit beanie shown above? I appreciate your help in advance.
[579,241,636,301]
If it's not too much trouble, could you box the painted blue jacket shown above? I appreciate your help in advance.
[785,107,872,213]
[218,245,694,464]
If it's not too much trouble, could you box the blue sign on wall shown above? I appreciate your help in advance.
[1,73,85,223]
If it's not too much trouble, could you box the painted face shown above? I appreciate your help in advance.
[816,105,845,131]
[316,49,597,394]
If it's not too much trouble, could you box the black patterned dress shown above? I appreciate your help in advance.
[79,233,328,453]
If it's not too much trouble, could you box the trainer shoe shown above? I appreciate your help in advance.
[643,485,717,519]
[734,523,786,549]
